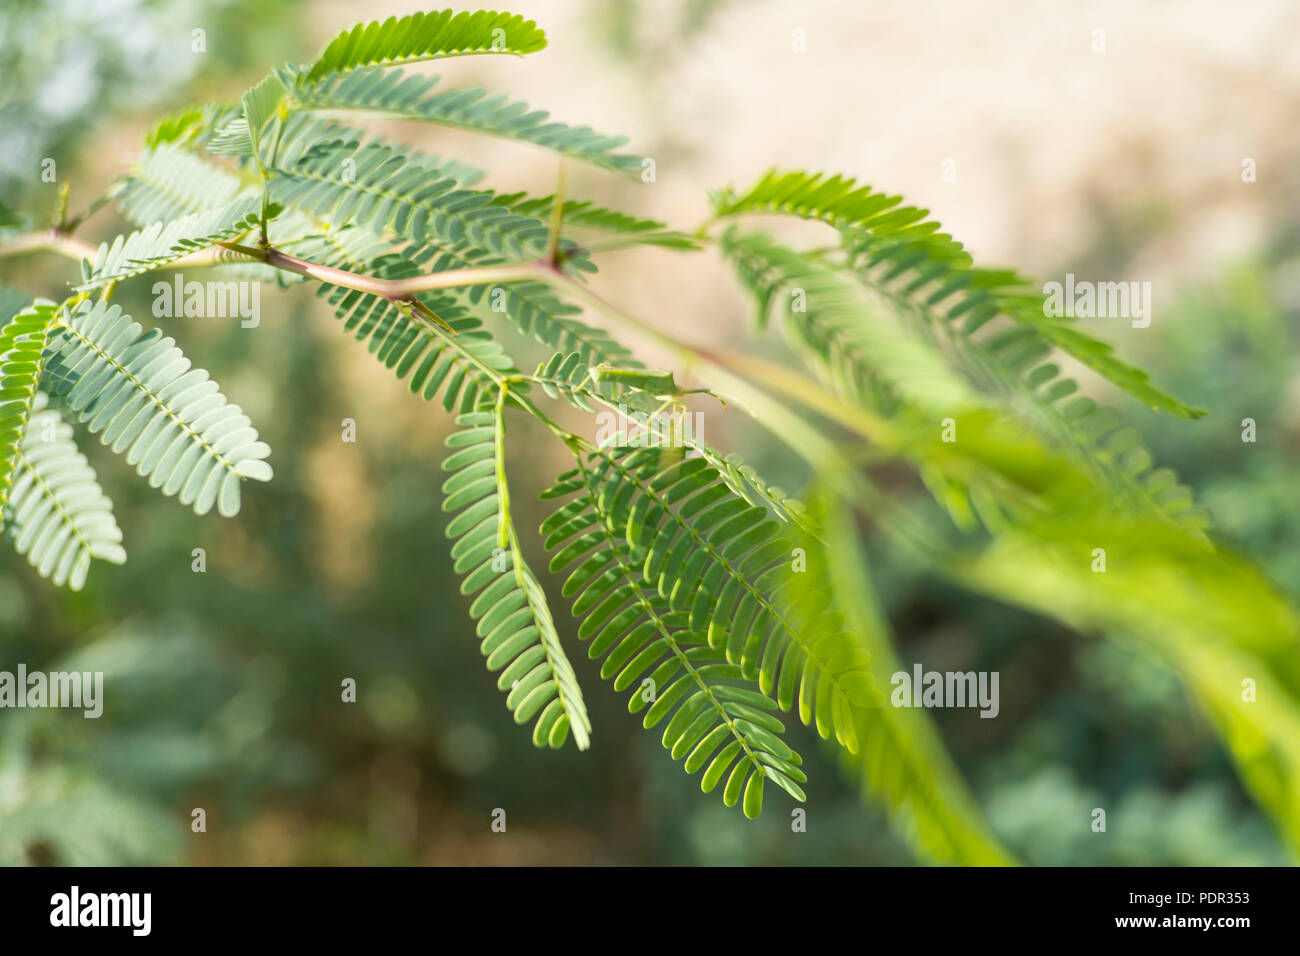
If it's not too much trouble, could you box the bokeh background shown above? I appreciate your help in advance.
[1,0,1298,864]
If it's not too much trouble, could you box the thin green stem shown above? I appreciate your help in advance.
[259,111,290,245]
[545,161,568,267]
[53,183,70,231]
[492,384,528,588]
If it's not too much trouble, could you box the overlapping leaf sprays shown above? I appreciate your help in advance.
[1,7,1296,863]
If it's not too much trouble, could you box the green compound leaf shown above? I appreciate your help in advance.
[0,300,58,510]
[307,9,547,82]
[442,409,591,749]
[3,394,125,591]
[43,301,272,516]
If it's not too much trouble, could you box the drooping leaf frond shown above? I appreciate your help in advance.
[3,394,125,590]
[797,490,1015,865]
[954,505,1300,857]
[722,228,977,416]
[42,301,272,516]
[541,450,808,817]
[555,444,877,754]
[713,169,1204,419]
[441,409,592,749]
[293,67,642,176]
[842,224,1207,419]
[306,9,548,82]
[77,196,267,291]
[0,301,57,509]
[720,229,1208,533]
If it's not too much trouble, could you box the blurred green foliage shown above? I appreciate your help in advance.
[0,0,307,198]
